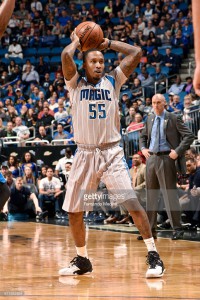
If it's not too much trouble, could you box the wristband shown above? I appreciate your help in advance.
[107,40,112,49]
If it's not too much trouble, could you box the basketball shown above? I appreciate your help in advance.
[75,21,104,52]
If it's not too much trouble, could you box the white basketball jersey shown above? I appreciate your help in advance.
[65,66,127,145]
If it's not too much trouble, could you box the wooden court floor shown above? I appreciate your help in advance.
[0,221,200,300]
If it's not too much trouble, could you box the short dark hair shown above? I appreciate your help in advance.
[83,49,102,63]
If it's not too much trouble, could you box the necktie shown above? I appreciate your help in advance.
[153,117,161,153]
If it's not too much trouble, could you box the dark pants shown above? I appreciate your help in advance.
[38,194,61,213]
[8,200,36,217]
[146,154,181,231]
[0,183,11,211]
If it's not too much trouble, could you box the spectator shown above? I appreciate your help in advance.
[53,123,73,145]
[163,47,180,74]
[168,75,185,95]
[113,0,123,17]
[141,72,155,98]
[54,104,68,124]
[33,125,52,145]
[0,121,17,146]
[3,177,42,220]
[38,167,63,219]
[22,65,40,86]
[5,38,23,59]
[148,48,163,67]
[127,113,144,132]
[23,166,36,185]
[37,165,48,188]
[55,147,74,176]
[6,171,16,190]
[123,0,135,17]
[37,107,54,129]
[6,155,20,178]
[143,21,156,38]
[143,3,154,21]
[129,153,146,207]
[152,66,166,92]
[21,151,37,178]
[169,94,184,113]
[156,20,168,41]
[13,116,30,145]
[171,29,189,58]
[169,3,180,20]
[184,77,194,94]
[31,0,43,12]
[179,158,200,228]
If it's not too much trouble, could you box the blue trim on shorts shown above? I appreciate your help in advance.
[121,156,132,182]
[105,75,115,89]
[0,172,6,183]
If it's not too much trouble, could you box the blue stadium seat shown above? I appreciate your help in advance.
[50,72,55,81]
[36,56,50,63]
[104,52,117,61]
[12,57,24,65]
[0,48,7,56]
[50,47,63,56]
[29,57,37,64]
[171,48,183,56]
[158,49,166,56]
[147,66,156,75]
[37,47,51,57]
[95,2,107,11]
[99,19,105,26]
[23,48,37,57]
[179,91,187,102]
[74,20,81,27]
[50,56,61,64]
[59,37,71,47]
[163,93,169,102]
[111,17,120,25]
[178,2,188,11]
[1,58,9,65]
[161,66,169,76]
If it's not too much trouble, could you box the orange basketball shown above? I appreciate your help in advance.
[75,21,104,52]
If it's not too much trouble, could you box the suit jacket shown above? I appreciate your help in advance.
[139,112,194,173]
[130,163,146,190]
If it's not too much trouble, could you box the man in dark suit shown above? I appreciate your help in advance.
[139,93,194,240]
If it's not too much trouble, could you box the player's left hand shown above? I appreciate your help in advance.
[169,149,178,160]
[97,38,109,51]
[70,30,81,51]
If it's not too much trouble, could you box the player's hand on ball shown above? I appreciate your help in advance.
[70,30,81,50]
[97,38,109,51]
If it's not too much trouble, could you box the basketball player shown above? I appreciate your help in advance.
[59,31,165,278]
[0,0,16,211]
[192,0,200,96]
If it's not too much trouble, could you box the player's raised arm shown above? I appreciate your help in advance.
[0,0,16,38]
[61,31,81,81]
[98,39,142,78]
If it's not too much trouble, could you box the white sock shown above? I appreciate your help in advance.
[76,245,88,258]
[144,237,157,252]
